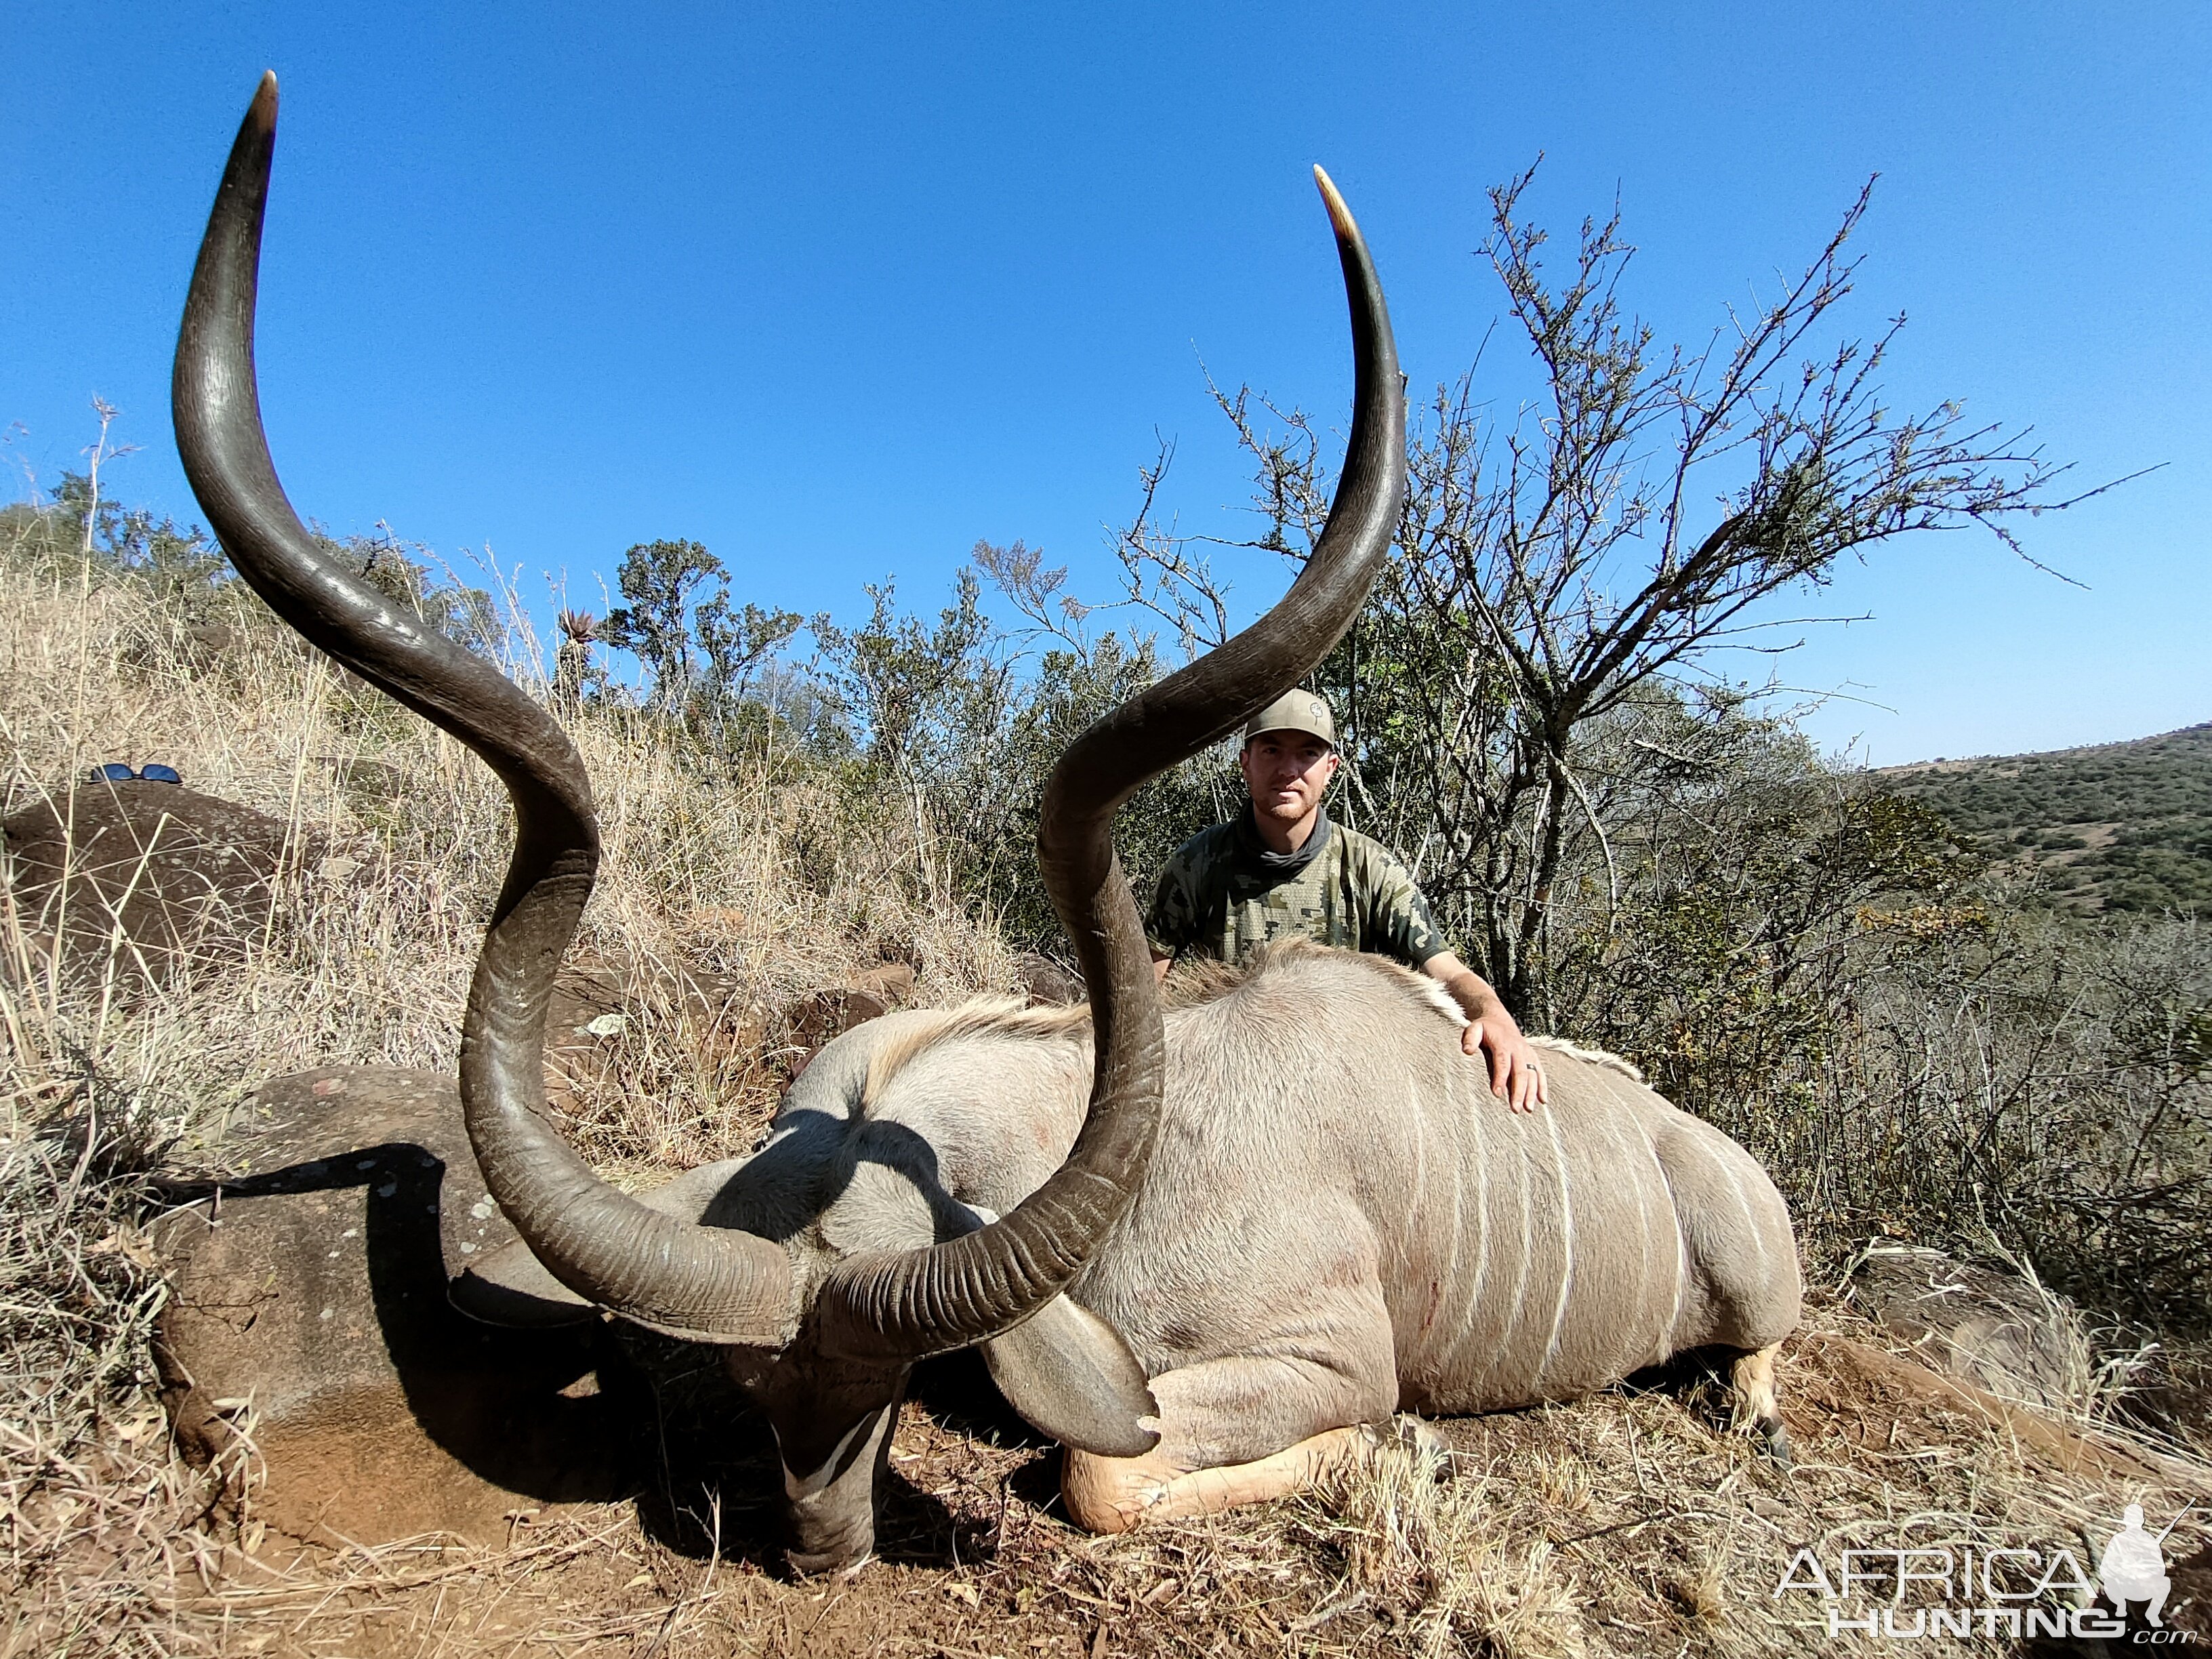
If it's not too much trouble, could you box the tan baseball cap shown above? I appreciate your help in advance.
[1243,689,1335,747]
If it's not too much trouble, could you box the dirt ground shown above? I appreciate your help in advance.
[47,1301,2202,1659]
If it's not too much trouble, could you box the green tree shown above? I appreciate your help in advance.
[342,530,499,655]
[600,538,804,735]
[601,538,726,712]
[52,471,227,602]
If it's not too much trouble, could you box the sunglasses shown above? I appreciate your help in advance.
[94,762,183,784]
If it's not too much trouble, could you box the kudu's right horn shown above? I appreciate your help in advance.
[813,165,1406,1360]
[173,73,796,1345]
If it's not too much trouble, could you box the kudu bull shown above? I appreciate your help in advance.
[175,77,1801,1573]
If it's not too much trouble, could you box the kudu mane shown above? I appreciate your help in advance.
[855,941,1623,1111]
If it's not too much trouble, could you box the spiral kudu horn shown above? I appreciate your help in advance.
[172,75,795,1345]
[815,165,1406,1360]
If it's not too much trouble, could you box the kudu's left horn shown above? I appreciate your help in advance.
[813,165,1407,1361]
[173,73,796,1345]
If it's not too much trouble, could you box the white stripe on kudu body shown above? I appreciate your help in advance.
[1534,1107,1577,1392]
[1437,1107,1492,1380]
[1464,1088,1539,1402]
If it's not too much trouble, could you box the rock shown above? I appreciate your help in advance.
[179,619,243,668]
[2167,1540,2212,1636]
[1797,1331,2169,1485]
[1014,952,1084,1007]
[781,963,914,1057]
[2,779,310,980]
[785,987,892,1052]
[848,962,917,1005]
[154,1067,637,1546]
[1847,1244,2092,1414]
[325,752,405,804]
[542,956,913,1099]
[2123,1361,2212,1450]
[126,617,247,677]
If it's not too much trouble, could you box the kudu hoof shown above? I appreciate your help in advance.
[1761,1422,1795,1469]
[1357,1414,1456,1480]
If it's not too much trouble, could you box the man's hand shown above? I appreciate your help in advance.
[1462,1008,1547,1113]
[1422,952,1549,1113]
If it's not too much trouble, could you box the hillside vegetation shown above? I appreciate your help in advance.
[1883,722,2212,916]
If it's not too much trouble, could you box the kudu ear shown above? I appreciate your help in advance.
[980,1294,1160,1459]
[451,1159,752,1335]
[945,1199,1156,1455]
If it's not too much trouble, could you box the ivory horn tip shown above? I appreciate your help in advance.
[1311,165,1356,241]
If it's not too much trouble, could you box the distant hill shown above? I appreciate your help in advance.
[1878,722,2212,916]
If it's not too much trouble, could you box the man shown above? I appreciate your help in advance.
[1147,689,1549,1112]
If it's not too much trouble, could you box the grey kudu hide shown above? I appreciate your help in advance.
[175,77,1801,1573]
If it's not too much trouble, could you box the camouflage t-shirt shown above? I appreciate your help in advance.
[1145,812,1451,969]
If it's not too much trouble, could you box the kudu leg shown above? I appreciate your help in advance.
[1729,1343,1791,1465]
[1060,1350,1398,1534]
[1064,1427,1370,1532]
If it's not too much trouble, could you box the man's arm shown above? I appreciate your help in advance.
[1420,951,1549,1113]
[1349,838,1547,1113]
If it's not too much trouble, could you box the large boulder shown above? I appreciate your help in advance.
[3,778,308,979]
[155,1067,638,1547]
[1847,1244,2093,1414]
[781,962,915,1054]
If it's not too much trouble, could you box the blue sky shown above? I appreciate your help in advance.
[3,3,2205,764]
